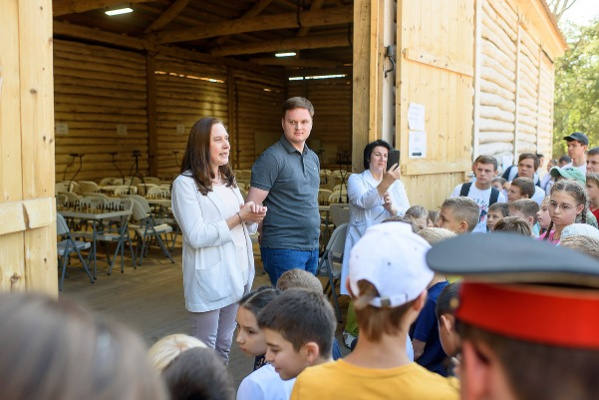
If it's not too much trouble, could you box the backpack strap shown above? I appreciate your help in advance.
[489,187,500,206]
[459,182,472,197]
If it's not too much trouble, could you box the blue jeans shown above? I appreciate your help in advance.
[260,247,319,286]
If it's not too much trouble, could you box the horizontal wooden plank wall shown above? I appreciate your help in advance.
[476,0,555,163]
[288,78,352,168]
[54,40,149,182]
[397,0,474,209]
[537,52,554,158]
[234,70,286,170]
[154,55,229,179]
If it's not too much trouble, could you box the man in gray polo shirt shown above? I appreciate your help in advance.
[246,97,320,285]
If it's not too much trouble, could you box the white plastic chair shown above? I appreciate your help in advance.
[113,185,138,196]
[137,183,157,196]
[79,181,100,193]
[57,213,94,291]
[128,196,174,266]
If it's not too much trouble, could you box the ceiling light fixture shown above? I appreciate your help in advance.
[105,7,133,16]
[275,52,297,58]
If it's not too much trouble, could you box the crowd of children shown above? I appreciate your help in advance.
[8,133,599,400]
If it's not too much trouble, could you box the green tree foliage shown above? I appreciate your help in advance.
[554,19,599,155]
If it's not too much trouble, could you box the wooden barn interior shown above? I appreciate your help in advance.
[1,0,566,294]
[53,0,354,183]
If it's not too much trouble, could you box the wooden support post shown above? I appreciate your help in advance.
[227,68,238,169]
[353,0,390,172]
[353,0,371,172]
[146,53,158,176]
[0,0,56,294]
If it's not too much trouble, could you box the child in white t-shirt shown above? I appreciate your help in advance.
[235,286,295,400]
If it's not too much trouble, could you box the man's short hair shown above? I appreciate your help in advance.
[492,216,532,236]
[458,322,599,400]
[162,347,235,400]
[474,155,498,171]
[489,201,509,217]
[441,197,480,232]
[559,155,572,165]
[353,280,417,342]
[560,235,599,260]
[509,199,540,222]
[518,153,540,170]
[511,177,535,199]
[382,216,419,232]
[257,289,335,357]
[276,269,323,293]
[588,147,599,157]
[492,177,507,186]
[282,97,314,118]
[418,227,456,245]
[587,172,599,188]
[435,282,461,319]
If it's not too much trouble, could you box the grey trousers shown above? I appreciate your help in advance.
[189,302,238,364]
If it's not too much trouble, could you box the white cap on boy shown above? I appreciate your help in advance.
[348,222,434,308]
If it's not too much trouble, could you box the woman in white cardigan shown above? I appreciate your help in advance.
[339,140,410,347]
[172,117,266,363]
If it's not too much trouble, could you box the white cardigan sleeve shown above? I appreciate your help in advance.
[171,176,233,249]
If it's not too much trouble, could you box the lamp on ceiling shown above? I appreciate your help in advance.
[105,6,133,16]
[275,52,297,58]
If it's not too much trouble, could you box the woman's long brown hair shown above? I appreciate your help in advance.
[180,117,236,195]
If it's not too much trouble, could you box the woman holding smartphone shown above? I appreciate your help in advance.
[339,139,410,346]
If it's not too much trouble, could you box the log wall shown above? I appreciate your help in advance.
[289,78,353,167]
[54,40,289,181]
[54,40,149,182]
[233,70,286,170]
[475,0,556,163]
[153,56,228,178]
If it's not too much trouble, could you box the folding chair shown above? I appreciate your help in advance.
[57,213,94,291]
[94,198,137,275]
[128,196,175,266]
[318,222,348,322]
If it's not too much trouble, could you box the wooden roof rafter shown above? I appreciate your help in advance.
[53,0,153,17]
[142,0,192,33]
[149,5,353,44]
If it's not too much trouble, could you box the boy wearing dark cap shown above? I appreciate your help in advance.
[289,223,459,399]
[427,233,599,400]
[563,131,589,174]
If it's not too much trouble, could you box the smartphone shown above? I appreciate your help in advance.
[387,149,400,170]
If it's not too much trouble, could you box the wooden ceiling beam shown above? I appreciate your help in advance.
[287,66,352,77]
[52,21,286,78]
[152,5,353,44]
[211,34,351,57]
[297,0,326,37]
[211,0,275,47]
[143,0,192,34]
[53,0,152,16]
[250,57,341,68]
[54,20,148,50]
